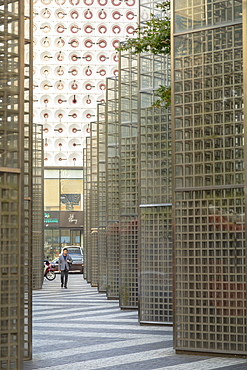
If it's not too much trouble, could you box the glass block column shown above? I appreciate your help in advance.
[0,0,33,367]
[90,120,98,287]
[32,124,44,290]
[139,101,173,324]
[83,147,88,281]
[138,0,173,325]
[173,0,247,355]
[106,76,120,299]
[119,49,138,309]
[85,137,92,283]
[97,103,107,292]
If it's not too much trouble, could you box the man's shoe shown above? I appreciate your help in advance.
[61,284,63,288]
[64,286,67,289]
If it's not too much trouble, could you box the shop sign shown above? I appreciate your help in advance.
[44,212,60,227]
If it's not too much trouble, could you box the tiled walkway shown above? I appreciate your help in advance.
[24,275,246,370]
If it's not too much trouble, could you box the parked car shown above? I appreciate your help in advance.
[51,254,84,274]
[64,246,83,256]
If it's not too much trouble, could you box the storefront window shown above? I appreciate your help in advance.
[44,229,82,260]
[61,229,70,245]
[44,169,83,260]
[44,169,83,211]
[44,178,59,210]
[44,228,60,260]
[71,230,81,245]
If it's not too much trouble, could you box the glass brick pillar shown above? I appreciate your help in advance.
[90,120,99,287]
[106,76,120,299]
[119,49,138,309]
[97,103,107,293]
[0,0,33,367]
[172,0,247,355]
[84,137,92,283]
[83,147,88,281]
[32,124,44,290]
[138,0,173,324]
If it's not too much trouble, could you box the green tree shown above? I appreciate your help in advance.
[117,1,171,107]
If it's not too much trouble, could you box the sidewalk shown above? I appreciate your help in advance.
[24,275,246,370]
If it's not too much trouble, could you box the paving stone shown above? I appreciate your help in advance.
[24,276,247,370]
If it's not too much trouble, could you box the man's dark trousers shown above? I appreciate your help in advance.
[61,268,68,287]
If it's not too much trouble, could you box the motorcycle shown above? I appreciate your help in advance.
[44,260,56,281]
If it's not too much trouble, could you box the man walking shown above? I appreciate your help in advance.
[58,248,73,288]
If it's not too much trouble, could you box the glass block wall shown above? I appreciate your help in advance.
[90,120,99,287]
[84,137,92,283]
[0,0,33,367]
[83,147,88,281]
[139,101,172,324]
[138,0,173,324]
[32,124,44,290]
[173,0,247,355]
[97,103,107,292]
[23,0,33,359]
[106,76,120,299]
[119,50,138,308]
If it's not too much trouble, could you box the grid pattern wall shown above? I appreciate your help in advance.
[119,216,138,307]
[83,148,88,280]
[23,0,33,358]
[0,0,33,367]
[139,104,173,324]
[174,0,242,32]
[0,173,22,369]
[138,48,173,323]
[106,156,120,298]
[84,138,92,283]
[140,206,172,323]
[106,77,119,299]
[90,121,98,287]
[139,105,171,206]
[32,125,44,290]
[97,103,107,292]
[119,50,138,308]
[173,18,247,354]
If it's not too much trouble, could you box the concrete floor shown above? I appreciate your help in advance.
[24,275,247,370]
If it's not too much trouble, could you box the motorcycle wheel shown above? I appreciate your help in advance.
[45,271,56,281]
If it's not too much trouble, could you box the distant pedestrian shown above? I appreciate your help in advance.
[58,248,73,288]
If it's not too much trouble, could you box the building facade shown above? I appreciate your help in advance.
[33,0,138,255]
[43,167,83,260]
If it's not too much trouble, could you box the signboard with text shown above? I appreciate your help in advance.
[44,211,83,228]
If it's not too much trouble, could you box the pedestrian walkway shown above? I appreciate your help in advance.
[24,275,246,370]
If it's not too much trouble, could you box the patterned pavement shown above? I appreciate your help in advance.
[24,275,247,370]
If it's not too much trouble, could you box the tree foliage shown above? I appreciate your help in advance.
[117,1,171,107]
[118,1,170,55]
[152,85,171,108]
